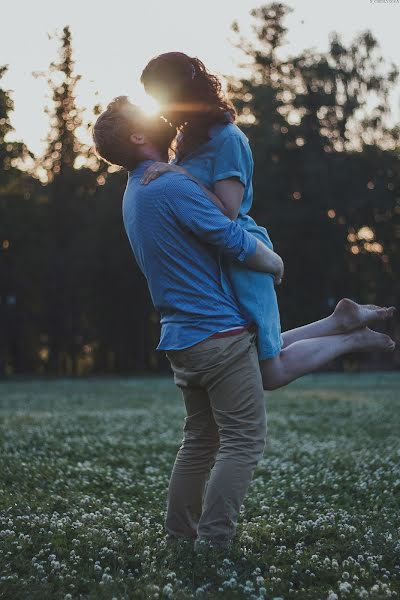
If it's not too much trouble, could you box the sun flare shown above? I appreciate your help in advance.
[135,93,160,116]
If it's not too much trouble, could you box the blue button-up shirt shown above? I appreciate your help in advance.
[122,160,258,351]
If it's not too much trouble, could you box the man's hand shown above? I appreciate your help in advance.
[140,162,186,184]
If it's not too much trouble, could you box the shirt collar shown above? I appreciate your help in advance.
[175,116,232,163]
[128,159,155,177]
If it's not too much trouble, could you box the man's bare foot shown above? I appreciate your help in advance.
[351,327,396,353]
[333,298,396,332]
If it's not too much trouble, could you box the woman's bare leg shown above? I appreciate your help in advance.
[281,298,395,348]
[260,327,396,391]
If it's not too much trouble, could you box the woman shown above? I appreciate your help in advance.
[140,52,396,390]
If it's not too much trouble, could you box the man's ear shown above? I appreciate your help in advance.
[130,133,145,145]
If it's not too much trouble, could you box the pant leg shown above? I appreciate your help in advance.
[165,330,267,547]
[196,331,267,546]
[164,383,220,542]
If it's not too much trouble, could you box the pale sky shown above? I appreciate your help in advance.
[2,0,400,155]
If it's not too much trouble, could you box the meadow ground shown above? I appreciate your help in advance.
[0,373,399,600]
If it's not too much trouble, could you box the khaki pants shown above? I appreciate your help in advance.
[165,329,267,548]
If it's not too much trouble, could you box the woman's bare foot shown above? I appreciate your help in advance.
[333,298,396,333]
[350,327,396,353]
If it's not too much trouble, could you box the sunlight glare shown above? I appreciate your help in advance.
[136,94,160,116]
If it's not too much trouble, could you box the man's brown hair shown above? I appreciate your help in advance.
[92,96,143,170]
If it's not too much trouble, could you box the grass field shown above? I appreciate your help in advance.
[0,374,399,600]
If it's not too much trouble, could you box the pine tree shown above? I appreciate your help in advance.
[0,66,28,185]
[0,67,39,375]
[41,26,83,181]
[39,27,98,375]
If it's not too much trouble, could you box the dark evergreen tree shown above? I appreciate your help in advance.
[228,3,399,368]
[39,27,99,374]
[0,66,29,182]
[0,66,40,375]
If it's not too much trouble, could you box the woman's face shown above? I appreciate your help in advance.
[145,81,188,128]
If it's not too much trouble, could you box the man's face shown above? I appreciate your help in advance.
[143,114,176,154]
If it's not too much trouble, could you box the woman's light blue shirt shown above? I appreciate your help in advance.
[174,121,283,360]
[173,121,256,228]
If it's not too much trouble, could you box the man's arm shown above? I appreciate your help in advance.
[164,174,283,282]
[182,170,242,220]
[141,162,231,216]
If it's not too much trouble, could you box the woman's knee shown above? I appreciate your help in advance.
[262,377,280,391]
[260,356,284,391]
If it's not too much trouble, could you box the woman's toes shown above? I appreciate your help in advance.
[380,333,396,351]
[356,328,396,352]
[386,338,396,352]
[387,306,396,318]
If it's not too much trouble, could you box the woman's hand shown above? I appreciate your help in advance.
[140,162,187,185]
[245,242,284,284]
[273,255,284,286]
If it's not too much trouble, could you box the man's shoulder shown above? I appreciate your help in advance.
[124,171,199,209]
[162,171,200,196]
[126,170,178,197]
[122,173,166,220]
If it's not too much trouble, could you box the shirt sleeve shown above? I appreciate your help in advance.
[212,133,252,186]
[163,174,257,262]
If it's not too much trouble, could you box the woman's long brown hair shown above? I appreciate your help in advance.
[141,52,236,160]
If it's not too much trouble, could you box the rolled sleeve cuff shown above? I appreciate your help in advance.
[236,229,258,262]
[213,170,246,186]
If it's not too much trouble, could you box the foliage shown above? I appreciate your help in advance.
[0,66,30,184]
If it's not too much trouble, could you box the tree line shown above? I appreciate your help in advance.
[0,3,399,376]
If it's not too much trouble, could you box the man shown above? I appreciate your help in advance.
[92,96,284,552]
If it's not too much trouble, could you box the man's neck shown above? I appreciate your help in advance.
[140,146,168,163]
